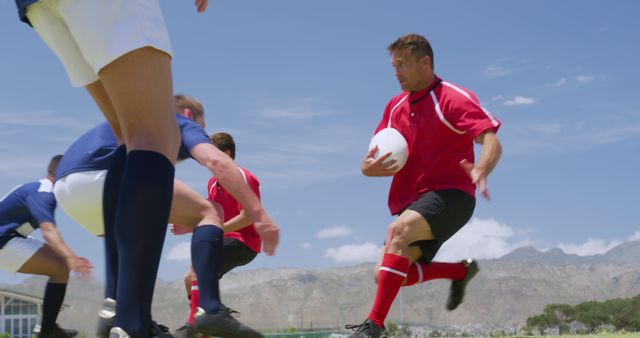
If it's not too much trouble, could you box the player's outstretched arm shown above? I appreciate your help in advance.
[222,210,252,233]
[39,222,93,275]
[190,143,279,254]
[460,131,502,200]
[191,143,262,216]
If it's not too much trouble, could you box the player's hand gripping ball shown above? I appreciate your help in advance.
[368,127,408,173]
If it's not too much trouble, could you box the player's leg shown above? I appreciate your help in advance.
[350,189,474,338]
[169,180,223,228]
[386,190,478,309]
[165,177,221,317]
[218,238,258,278]
[190,225,263,336]
[26,1,176,337]
[13,240,73,338]
[171,180,225,331]
[170,181,261,337]
[373,240,422,284]
[347,212,431,338]
[173,266,198,338]
[407,190,477,311]
[76,81,126,338]
[178,236,258,338]
[97,47,177,338]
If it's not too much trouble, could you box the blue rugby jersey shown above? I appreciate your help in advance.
[14,0,38,25]
[56,114,210,180]
[0,179,56,249]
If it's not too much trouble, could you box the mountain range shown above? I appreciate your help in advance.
[3,241,640,334]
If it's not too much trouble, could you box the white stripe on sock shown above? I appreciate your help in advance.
[380,266,408,278]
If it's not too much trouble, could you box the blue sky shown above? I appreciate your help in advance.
[1,1,639,284]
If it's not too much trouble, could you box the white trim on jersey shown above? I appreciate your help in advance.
[380,266,408,278]
[442,81,500,127]
[37,179,53,193]
[387,95,409,128]
[416,262,424,283]
[430,91,466,135]
[208,167,248,196]
[481,107,500,127]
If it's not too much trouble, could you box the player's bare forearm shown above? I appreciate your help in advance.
[475,131,502,176]
[40,222,76,260]
[191,143,263,219]
[222,210,252,233]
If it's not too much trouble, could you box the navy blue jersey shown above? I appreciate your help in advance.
[14,0,38,25]
[175,114,210,160]
[56,123,117,180]
[56,114,209,180]
[0,179,56,249]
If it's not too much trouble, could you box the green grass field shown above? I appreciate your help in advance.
[524,334,637,338]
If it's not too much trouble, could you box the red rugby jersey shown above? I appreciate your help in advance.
[207,167,261,253]
[374,76,501,215]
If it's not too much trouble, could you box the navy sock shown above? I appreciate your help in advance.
[40,282,67,335]
[103,145,126,300]
[114,151,174,337]
[191,224,223,314]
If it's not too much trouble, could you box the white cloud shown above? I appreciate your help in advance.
[239,123,367,189]
[503,119,640,155]
[435,218,535,261]
[503,96,536,106]
[317,225,353,239]
[629,231,640,241]
[300,242,312,250]
[257,108,329,120]
[548,77,567,87]
[558,238,623,256]
[255,98,335,121]
[528,122,563,135]
[576,75,595,83]
[590,124,640,145]
[485,65,512,77]
[167,241,191,261]
[325,242,380,263]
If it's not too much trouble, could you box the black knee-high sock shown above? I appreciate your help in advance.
[103,145,127,301]
[114,151,174,337]
[191,224,223,313]
[40,282,67,335]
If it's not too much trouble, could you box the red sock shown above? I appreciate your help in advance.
[404,261,467,286]
[187,280,200,326]
[368,253,410,327]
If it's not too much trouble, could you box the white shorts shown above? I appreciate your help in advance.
[0,237,44,273]
[26,0,173,87]
[54,170,106,236]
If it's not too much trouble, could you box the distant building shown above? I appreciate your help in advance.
[0,289,69,338]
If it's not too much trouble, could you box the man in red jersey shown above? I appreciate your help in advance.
[172,132,263,338]
[346,34,503,338]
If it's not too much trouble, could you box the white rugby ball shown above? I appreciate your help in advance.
[368,127,408,172]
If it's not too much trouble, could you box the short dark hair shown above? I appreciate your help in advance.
[47,154,63,177]
[174,94,204,119]
[209,132,236,160]
[388,33,434,69]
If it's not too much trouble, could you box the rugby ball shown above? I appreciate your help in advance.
[368,127,408,172]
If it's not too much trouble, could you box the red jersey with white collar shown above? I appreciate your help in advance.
[375,76,501,215]
[207,167,261,253]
